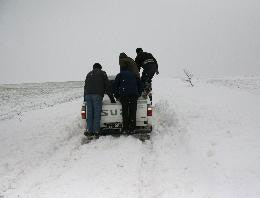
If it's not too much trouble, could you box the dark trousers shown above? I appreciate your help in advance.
[141,64,156,104]
[141,69,155,85]
[141,63,157,85]
[120,95,138,132]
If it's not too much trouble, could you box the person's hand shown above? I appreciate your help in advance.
[114,93,120,100]
[156,70,159,75]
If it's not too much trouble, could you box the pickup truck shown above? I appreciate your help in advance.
[81,95,153,140]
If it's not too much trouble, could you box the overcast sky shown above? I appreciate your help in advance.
[0,0,260,84]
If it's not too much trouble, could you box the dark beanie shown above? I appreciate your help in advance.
[93,63,102,69]
[136,48,143,53]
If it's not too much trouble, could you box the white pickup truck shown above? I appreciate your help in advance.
[81,96,153,140]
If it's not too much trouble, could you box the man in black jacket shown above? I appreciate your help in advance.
[113,66,143,134]
[84,63,110,136]
[135,48,159,86]
[135,48,158,103]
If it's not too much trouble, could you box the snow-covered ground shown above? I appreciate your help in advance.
[0,77,260,198]
[0,81,83,121]
[206,76,260,95]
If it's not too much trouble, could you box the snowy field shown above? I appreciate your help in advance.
[0,77,260,198]
[206,76,260,95]
[0,81,84,121]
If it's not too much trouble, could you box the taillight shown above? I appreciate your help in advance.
[81,111,86,119]
[81,106,86,119]
[147,106,152,116]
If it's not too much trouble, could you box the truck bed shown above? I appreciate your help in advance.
[82,96,152,135]
[101,98,148,127]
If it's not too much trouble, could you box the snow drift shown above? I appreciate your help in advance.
[0,77,260,198]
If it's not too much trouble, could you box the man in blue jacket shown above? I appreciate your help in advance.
[113,65,143,134]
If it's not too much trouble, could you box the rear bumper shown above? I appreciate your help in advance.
[100,125,152,135]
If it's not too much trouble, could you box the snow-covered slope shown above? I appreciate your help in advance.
[0,77,260,198]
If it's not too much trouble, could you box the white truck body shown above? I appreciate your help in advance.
[81,96,152,133]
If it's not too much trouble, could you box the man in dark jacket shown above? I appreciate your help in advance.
[113,66,143,134]
[84,63,109,136]
[135,48,159,86]
[119,52,140,78]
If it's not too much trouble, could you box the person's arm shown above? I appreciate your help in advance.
[107,80,116,103]
[152,56,159,75]
[107,91,116,103]
[102,71,109,92]
[102,71,115,102]
[112,74,121,100]
[152,55,158,65]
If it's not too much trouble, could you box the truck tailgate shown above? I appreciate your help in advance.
[101,100,147,125]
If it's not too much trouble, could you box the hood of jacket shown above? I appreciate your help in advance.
[119,53,128,59]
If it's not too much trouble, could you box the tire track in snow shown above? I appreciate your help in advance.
[136,99,187,198]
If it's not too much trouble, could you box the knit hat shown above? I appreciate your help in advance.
[136,48,143,53]
[93,63,102,69]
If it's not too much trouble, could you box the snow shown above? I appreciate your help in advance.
[1,77,260,198]
[0,81,83,121]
